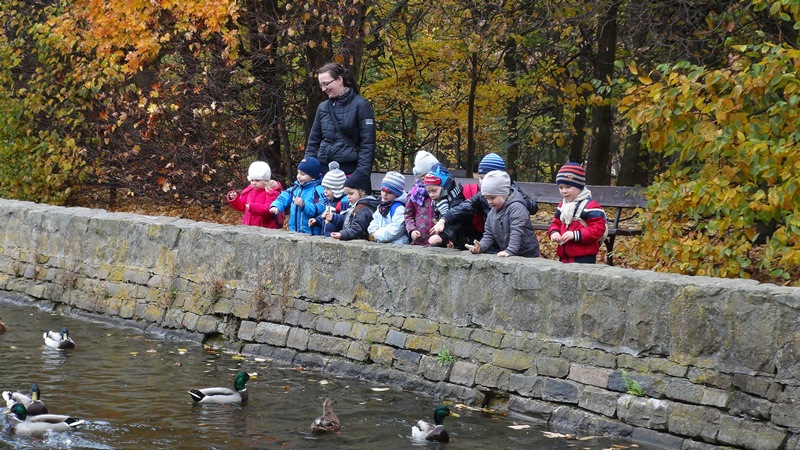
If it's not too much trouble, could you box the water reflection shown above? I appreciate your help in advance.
[0,296,657,449]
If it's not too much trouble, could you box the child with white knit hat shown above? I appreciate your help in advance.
[226,160,283,228]
[368,171,409,244]
[309,162,350,236]
[466,170,539,257]
[405,150,440,245]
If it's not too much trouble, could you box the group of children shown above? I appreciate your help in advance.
[226,152,608,264]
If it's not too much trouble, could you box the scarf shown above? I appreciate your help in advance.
[559,188,592,225]
[379,199,394,217]
[409,180,428,206]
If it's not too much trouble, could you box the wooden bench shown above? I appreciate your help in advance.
[370,173,646,265]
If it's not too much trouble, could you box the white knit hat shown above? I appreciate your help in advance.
[247,161,271,181]
[321,161,347,198]
[480,170,511,196]
[413,151,439,178]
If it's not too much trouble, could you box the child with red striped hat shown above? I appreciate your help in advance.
[547,162,608,263]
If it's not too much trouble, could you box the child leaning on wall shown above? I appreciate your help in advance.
[424,163,466,248]
[269,157,326,235]
[226,161,283,228]
[546,162,608,263]
[368,171,409,244]
[329,173,379,241]
[309,161,350,236]
[465,170,540,257]
[404,150,438,246]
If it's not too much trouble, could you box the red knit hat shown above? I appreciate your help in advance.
[556,162,586,189]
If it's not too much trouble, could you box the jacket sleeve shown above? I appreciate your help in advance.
[477,216,496,254]
[404,200,418,233]
[271,188,292,213]
[353,97,376,181]
[340,207,374,241]
[371,206,406,243]
[575,200,608,243]
[442,195,478,225]
[505,203,531,256]
[227,189,246,212]
[547,203,564,237]
[300,186,326,218]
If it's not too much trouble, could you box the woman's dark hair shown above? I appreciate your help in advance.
[316,62,359,95]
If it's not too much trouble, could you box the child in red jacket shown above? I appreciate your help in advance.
[547,163,608,263]
[227,161,283,228]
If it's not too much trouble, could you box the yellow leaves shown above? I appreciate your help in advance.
[638,75,653,85]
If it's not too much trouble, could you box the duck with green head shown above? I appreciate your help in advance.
[4,402,84,437]
[43,327,76,349]
[411,405,459,442]
[188,371,251,404]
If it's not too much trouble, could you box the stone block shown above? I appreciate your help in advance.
[385,329,407,347]
[419,354,451,381]
[334,305,356,320]
[450,340,476,359]
[471,329,503,347]
[630,427,687,450]
[538,378,581,404]
[365,324,390,343]
[254,322,290,346]
[405,335,433,352]
[701,388,728,408]
[315,317,335,334]
[728,391,771,420]
[666,379,706,404]
[294,352,326,369]
[536,356,570,378]
[439,323,472,340]
[617,395,669,430]
[348,322,368,340]
[307,334,350,356]
[786,433,800,450]
[717,415,787,450]
[449,360,478,386]
[283,308,301,325]
[394,348,423,365]
[356,310,378,324]
[509,373,539,397]
[491,349,535,371]
[508,396,555,420]
[286,327,310,350]
[475,364,511,390]
[666,402,720,442]
[241,344,296,363]
[346,341,369,362]
[650,358,688,377]
[772,401,800,428]
[568,364,612,388]
[578,386,618,417]
[194,315,219,333]
[332,321,352,337]
[687,367,732,390]
[732,373,770,397]
[617,354,651,372]
[402,316,439,334]
[561,347,616,368]
[369,345,394,365]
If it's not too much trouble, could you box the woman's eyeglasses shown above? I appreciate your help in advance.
[319,78,338,89]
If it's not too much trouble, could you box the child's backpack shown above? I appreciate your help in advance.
[462,183,485,233]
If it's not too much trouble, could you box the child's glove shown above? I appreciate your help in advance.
[226,190,238,201]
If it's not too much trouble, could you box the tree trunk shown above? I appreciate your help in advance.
[617,129,642,186]
[466,52,478,177]
[586,1,619,185]
[504,37,521,179]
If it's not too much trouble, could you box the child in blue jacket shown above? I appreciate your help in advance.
[309,162,350,236]
[270,157,326,234]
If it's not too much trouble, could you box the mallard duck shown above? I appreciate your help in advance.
[310,397,340,432]
[3,402,84,437]
[188,371,250,404]
[3,384,49,416]
[411,405,459,442]
[43,327,76,349]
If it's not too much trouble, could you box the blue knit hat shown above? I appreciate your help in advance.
[297,157,321,180]
[381,171,406,197]
[478,153,506,174]
[423,163,451,187]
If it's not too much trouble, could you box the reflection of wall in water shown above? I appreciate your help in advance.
[0,199,797,450]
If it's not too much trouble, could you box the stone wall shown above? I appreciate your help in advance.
[0,199,798,450]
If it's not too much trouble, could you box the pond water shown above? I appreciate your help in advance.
[0,296,656,449]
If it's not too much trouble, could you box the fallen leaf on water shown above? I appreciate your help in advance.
[130,352,138,356]
[577,436,598,441]
[509,425,530,430]
[177,348,187,354]
[319,380,329,385]
[146,349,157,353]
[248,372,258,378]
[371,387,389,392]
[542,431,567,439]
[254,357,266,362]
[231,354,245,360]
[9,346,17,349]
[454,403,484,411]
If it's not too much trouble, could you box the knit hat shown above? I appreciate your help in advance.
[247,161,271,181]
[381,171,406,197]
[480,170,511,196]
[423,163,451,187]
[478,153,506,174]
[413,151,439,178]
[556,162,586,189]
[321,161,347,197]
[344,172,372,192]
[297,156,322,179]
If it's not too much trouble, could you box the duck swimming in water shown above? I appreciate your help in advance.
[43,327,76,349]
[411,405,459,442]
[188,371,251,404]
[3,402,84,437]
[310,397,340,433]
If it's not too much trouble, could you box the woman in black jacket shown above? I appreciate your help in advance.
[305,62,376,193]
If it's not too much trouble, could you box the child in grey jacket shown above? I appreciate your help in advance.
[466,171,540,257]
